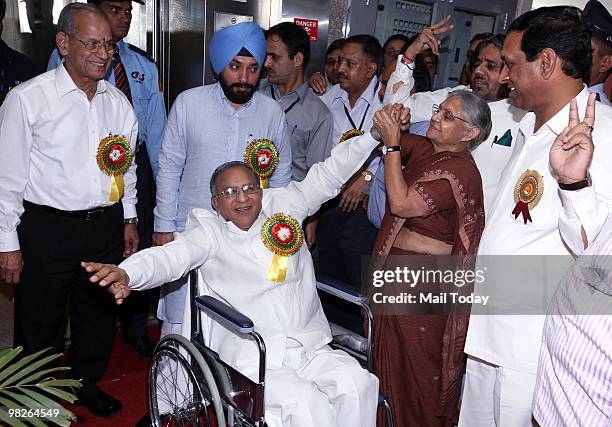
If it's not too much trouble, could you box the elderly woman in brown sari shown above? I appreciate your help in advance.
[370,90,490,427]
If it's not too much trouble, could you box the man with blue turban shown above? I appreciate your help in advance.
[151,19,292,380]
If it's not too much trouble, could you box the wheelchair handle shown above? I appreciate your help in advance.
[195,295,255,334]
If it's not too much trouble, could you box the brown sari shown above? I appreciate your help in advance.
[372,134,485,427]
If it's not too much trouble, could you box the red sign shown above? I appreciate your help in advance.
[294,18,319,41]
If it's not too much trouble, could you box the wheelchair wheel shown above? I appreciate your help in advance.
[148,334,226,427]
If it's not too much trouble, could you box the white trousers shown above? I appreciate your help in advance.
[261,345,379,427]
[458,356,537,427]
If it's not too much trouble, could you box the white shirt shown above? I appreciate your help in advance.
[465,87,612,374]
[120,131,380,371]
[321,77,381,174]
[0,64,138,251]
[471,99,527,213]
[589,83,611,106]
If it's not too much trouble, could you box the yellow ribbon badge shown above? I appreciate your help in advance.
[96,135,133,201]
[244,139,279,188]
[261,213,303,282]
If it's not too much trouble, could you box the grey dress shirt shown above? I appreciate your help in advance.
[260,80,334,181]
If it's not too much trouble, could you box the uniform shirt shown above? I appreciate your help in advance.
[533,215,612,427]
[154,82,292,234]
[0,64,138,251]
[465,87,612,374]
[121,131,380,371]
[259,80,334,181]
[589,83,611,107]
[48,40,166,175]
[0,40,40,105]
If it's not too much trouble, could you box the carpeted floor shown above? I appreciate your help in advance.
[67,326,160,426]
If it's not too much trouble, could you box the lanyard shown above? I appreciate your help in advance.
[343,103,370,132]
[271,86,300,114]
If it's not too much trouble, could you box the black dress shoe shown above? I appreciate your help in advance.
[76,387,123,418]
[124,335,157,358]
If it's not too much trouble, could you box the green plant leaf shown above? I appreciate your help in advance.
[15,367,70,387]
[38,379,81,389]
[0,347,21,373]
[0,408,28,427]
[37,384,79,404]
[1,353,64,387]
[0,348,52,384]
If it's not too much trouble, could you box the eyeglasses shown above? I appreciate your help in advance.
[214,183,261,199]
[67,34,116,53]
[432,104,474,126]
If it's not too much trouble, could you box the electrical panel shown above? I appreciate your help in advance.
[375,0,433,43]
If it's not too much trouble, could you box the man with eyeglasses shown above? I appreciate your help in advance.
[151,21,291,348]
[0,2,137,418]
[81,106,411,425]
[48,0,166,359]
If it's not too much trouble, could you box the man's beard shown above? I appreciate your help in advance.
[218,74,257,105]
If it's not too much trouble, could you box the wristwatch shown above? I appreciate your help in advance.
[124,217,139,224]
[361,171,373,182]
[381,145,400,156]
[558,175,591,191]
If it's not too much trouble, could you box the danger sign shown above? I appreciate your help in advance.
[294,18,319,41]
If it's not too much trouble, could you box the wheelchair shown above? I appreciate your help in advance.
[147,270,393,427]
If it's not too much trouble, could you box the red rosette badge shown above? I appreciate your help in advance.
[261,213,303,282]
[96,134,133,201]
[244,139,279,189]
[512,169,544,224]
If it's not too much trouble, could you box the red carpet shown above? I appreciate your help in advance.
[68,326,160,426]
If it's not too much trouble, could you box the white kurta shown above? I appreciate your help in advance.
[120,132,381,426]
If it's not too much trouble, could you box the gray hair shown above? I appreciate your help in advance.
[449,90,492,147]
[210,161,259,195]
[57,2,107,36]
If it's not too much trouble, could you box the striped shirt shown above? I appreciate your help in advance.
[533,216,612,426]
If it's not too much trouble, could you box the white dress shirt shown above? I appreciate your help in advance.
[321,77,382,174]
[465,87,612,374]
[589,83,611,106]
[120,131,380,371]
[0,64,138,251]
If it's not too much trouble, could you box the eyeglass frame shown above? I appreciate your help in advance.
[431,104,475,127]
[213,183,262,199]
[65,33,117,54]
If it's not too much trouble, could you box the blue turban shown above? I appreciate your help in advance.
[209,22,266,74]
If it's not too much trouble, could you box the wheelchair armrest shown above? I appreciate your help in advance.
[195,295,255,334]
[315,273,365,306]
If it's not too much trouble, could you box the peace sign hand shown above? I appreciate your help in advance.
[403,15,454,61]
[549,93,596,185]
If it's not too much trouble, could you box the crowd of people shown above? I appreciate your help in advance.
[0,0,611,426]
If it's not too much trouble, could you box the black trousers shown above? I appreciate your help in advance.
[315,197,377,333]
[119,145,156,338]
[14,202,123,391]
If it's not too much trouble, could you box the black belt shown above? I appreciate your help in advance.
[24,200,118,221]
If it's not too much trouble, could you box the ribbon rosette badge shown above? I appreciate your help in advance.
[512,169,544,224]
[261,213,303,283]
[244,139,279,189]
[96,134,133,201]
[339,129,364,143]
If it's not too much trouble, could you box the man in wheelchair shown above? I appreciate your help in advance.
[84,104,410,427]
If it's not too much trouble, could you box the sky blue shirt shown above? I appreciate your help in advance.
[48,41,166,175]
[367,120,430,229]
[154,82,292,233]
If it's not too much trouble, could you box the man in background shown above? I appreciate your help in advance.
[583,0,612,106]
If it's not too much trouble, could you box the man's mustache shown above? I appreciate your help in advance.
[231,83,254,90]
